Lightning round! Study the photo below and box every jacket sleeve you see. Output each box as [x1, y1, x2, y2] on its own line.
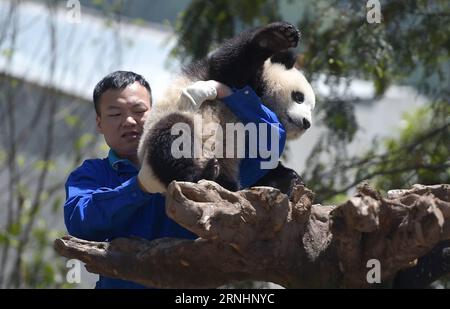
[64, 160, 153, 241]
[221, 86, 287, 188]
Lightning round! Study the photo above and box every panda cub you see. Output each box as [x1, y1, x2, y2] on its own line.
[137, 22, 315, 195]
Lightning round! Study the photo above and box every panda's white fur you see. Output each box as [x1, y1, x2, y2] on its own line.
[137, 58, 315, 193]
[260, 60, 315, 140]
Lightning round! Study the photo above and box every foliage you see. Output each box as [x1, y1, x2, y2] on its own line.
[374, 104, 449, 190]
[171, 0, 450, 203]
[170, 0, 281, 62]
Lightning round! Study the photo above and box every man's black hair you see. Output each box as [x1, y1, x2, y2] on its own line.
[93, 71, 152, 115]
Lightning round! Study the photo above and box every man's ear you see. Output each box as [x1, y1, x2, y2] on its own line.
[96, 114, 103, 134]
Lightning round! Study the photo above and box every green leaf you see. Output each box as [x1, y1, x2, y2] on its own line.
[10, 79, 18, 88]
[43, 264, 56, 285]
[97, 141, 109, 153]
[324, 193, 348, 205]
[75, 133, 94, 151]
[92, 0, 103, 6]
[33, 160, 56, 172]
[52, 196, 63, 214]
[1, 48, 14, 58]
[0, 232, 8, 245]
[16, 154, 25, 168]
[375, 66, 384, 79]
[132, 18, 146, 27]
[8, 222, 21, 236]
[64, 115, 80, 128]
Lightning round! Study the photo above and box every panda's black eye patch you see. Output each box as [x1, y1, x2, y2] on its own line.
[292, 91, 304, 104]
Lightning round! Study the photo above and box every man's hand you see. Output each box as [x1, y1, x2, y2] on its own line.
[181, 80, 232, 109]
[210, 80, 232, 99]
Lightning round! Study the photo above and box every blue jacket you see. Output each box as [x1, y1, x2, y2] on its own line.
[64, 86, 286, 288]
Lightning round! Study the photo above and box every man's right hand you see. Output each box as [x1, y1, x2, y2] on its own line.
[181, 80, 232, 109]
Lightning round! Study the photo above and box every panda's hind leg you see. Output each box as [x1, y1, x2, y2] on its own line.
[252, 161, 304, 199]
[144, 112, 219, 187]
[215, 173, 239, 192]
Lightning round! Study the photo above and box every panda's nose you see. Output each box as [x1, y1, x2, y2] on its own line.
[302, 118, 311, 130]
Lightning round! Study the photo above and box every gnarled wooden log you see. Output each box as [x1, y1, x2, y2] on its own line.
[54, 182, 450, 288]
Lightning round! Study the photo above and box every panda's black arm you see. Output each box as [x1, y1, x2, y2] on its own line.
[204, 22, 300, 89]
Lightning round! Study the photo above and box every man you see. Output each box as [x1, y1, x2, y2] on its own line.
[64, 71, 285, 288]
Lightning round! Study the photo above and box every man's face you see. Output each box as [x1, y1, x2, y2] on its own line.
[96, 82, 151, 159]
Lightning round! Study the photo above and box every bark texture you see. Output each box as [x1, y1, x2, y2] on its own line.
[54, 181, 450, 288]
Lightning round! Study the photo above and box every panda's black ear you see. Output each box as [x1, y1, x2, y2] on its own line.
[270, 50, 297, 70]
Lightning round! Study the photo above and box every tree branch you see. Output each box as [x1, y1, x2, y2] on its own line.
[54, 182, 450, 288]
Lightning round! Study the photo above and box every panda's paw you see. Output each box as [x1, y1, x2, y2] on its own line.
[254, 21, 300, 52]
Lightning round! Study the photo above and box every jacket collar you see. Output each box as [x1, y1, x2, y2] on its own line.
[108, 149, 138, 173]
